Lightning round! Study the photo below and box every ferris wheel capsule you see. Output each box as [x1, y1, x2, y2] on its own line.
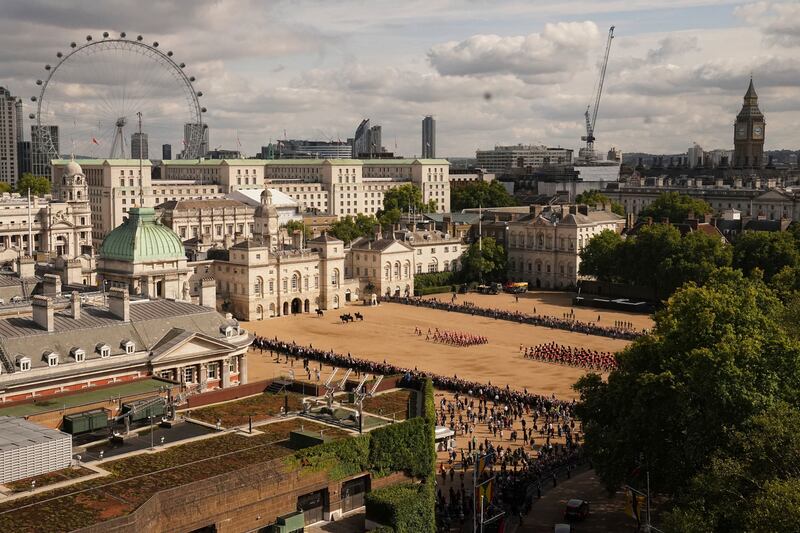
[120, 32, 126, 38]
[45, 65, 51, 70]
[137, 35, 143, 41]
[31, 96, 37, 102]
[28, 113, 35, 120]
[167, 51, 173, 57]
[103, 32, 109, 38]
[153, 42, 159, 47]
[70, 42, 76, 48]
[86, 35, 92, 41]
[36, 79, 42, 85]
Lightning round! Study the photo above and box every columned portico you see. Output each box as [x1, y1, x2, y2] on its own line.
[221, 358, 231, 388]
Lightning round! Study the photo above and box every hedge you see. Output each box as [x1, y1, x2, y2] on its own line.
[365, 482, 435, 533]
[285, 379, 436, 483]
[415, 285, 454, 296]
[414, 271, 457, 289]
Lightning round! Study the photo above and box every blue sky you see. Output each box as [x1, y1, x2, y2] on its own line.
[1, 0, 798, 158]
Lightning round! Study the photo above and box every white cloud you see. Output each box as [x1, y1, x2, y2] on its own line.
[427, 22, 600, 81]
[735, 1, 800, 47]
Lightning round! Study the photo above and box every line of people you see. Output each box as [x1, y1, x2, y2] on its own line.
[389, 295, 646, 340]
[523, 342, 618, 371]
[416, 327, 488, 347]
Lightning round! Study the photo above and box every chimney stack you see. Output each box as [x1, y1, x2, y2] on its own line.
[71, 291, 81, 320]
[17, 256, 35, 278]
[109, 287, 130, 322]
[42, 274, 61, 297]
[32, 296, 54, 332]
[200, 277, 216, 308]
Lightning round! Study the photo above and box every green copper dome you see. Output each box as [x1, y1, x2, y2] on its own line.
[99, 207, 185, 262]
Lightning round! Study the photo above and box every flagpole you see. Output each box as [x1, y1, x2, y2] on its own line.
[473, 450, 478, 533]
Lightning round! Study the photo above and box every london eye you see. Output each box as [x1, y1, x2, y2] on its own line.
[30, 32, 206, 173]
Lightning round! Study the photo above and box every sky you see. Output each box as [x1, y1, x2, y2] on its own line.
[1, 0, 799, 158]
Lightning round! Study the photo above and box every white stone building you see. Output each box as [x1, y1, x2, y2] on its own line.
[507, 205, 624, 289]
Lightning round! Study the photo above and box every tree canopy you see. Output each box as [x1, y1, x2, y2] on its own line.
[459, 237, 507, 283]
[381, 184, 436, 214]
[579, 224, 731, 298]
[328, 214, 380, 244]
[283, 220, 311, 242]
[732, 231, 800, 282]
[638, 191, 711, 223]
[450, 181, 516, 212]
[574, 190, 624, 216]
[0, 182, 11, 194]
[575, 270, 800, 531]
[16, 173, 51, 197]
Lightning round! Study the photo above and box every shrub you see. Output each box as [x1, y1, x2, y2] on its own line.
[414, 272, 456, 289]
[365, 482, 435, 533]
[415, 285, 452, 296]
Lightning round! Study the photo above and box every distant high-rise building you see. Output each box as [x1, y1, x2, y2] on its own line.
[131, 132, 149, 160]
[162, 143, 172, 160]
[687, 143, 704, 168]
[475, 144, 573, 173]
[17, 141, 31, 176]
[422, 115, 436, 158]
[367, 125, 382, 157]
[353, 119, 370, 158]
[733, 78, 765, 169]
[267, 139, 353, 159]
[31, 125, 59, 178]
[182, 123, 209, 159]
[0, 87, 23, 186]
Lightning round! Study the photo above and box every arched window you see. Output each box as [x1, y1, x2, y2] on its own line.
[254, 276, 264, 297]
[403, 261, 410, 278]
[428, 257, 438, 273]
[384, 263, 391, 280]
[394, 262, 401, 278]
[537, 234, 544, 247]
[444, 260, 450, 272]
[292, 273, 299, 291]
[331, 268, 340, 286]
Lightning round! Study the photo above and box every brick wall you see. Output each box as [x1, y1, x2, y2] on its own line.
[72, 457, 411, 533]
[185, 380, 272, 409]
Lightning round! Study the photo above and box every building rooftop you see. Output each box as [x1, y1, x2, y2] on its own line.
[99, 207, 185, 263]
[51, 159, 153, 167]
[0, 299, 241, 373]
[0, 416, 70, 453]
[158, 199, 249, 211]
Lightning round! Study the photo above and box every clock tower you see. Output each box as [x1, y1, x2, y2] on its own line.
[733, 78, 765, 169]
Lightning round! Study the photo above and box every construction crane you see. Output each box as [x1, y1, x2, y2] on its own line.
[580, 26, 615, 162]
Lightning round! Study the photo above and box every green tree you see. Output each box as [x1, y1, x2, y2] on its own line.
[459, 237, 507, 283]
[575, 269, 800, 500]
[283, 220, 311, 241]
[574, 190, 625, 216]
[638, 191, 711, 223]
[658, 230, 732, 296]
[450, 181, 516, 211]
[328, 214, 381, 244]
[16, 173, 51, 197]
[663, 403, 800, 532]
[377, 208, 402, 229]
[578, 229, 624, 281]
[733, 231, 800, 282]
[0, 182, 11, 194]
[381, 184, 435, 214]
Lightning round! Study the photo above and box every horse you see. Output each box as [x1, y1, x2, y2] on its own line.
[315, 309, 324, 317]
[354, 312, 364, 321]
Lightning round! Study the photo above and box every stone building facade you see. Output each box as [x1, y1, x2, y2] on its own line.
[507, 205, 624, 289]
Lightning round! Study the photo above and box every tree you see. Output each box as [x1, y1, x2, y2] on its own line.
[575, 269, 800, 499]
[657, 230, 732, 297]
[381, 184, 435, 214]
[0, 182, 11, 194]
[574, 190, 624, 216]
[459, 237, 507, 283]
[578, 229, 624, 281]
[663, 403, 800, 532]
[733, 231, 800, 282]
[450, 181, 516, 212]
[638, 191, 711, 223]
[328, 214, 381, 245]
[16, 173, 51, 197]
[283, 220, 311, 242]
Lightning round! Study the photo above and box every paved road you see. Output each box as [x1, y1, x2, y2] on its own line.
[77, 421, 217, 461]
[514, 470, 634, 533]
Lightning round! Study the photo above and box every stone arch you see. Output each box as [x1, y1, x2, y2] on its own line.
[256, 305, 264, 320]
[304, 299, 310, 313]
[269, 303, 276, 317]
[333, 295, 340, 309]
[282, 301, 289, 315]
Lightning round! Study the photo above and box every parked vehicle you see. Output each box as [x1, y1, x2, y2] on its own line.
[504, 281, 528, 294]
[564, 498, 590, 521]
[554, 524, 573, 533]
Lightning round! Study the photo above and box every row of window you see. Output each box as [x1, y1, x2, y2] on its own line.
[13, 342, 132, 372]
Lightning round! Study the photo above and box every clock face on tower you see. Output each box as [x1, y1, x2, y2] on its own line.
[736, 125, 747, 140]
[753, 125, 764, 139]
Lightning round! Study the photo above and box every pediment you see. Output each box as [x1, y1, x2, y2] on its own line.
[150, 329, 234, 363]
[755, 190, 791, 201]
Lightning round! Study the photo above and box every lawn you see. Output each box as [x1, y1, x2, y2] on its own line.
[361, 389, 415, 420]
[188, 392, 304, 428]
[0, 419, 348, 533]
[4, 467, 95, 493]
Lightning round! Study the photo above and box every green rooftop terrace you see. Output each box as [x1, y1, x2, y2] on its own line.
[0, 379, 168, 417]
